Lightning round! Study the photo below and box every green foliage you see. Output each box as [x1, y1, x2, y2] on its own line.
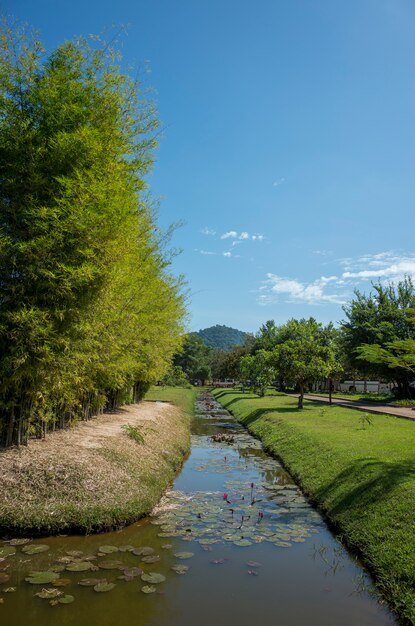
[195, 324, 252, 351]
[173, 334, 212, 384]
[210, 343, 251, 381]
[160, 365, 191, 388]
[121, 424, 145, 444]
[341, 278, 415, 396]
[0, 21, 185, 445]
[240, 350, 275, 396]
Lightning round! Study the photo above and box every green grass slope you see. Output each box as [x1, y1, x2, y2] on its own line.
[212, 388, 415, 624]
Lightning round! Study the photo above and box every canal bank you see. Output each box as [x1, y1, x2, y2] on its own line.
[212, 388, 415, 624]
[0, 397, 193, 536]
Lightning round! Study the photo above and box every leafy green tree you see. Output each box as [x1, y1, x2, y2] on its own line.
[0, 22, 185, 445]
[341, 278, 415, 397]
[174, 334, 212, 384]
[269, 319, 338, 408]
[240, 350, 275, 396]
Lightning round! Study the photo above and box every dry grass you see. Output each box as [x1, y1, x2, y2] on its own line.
[0, 402, 190, 536]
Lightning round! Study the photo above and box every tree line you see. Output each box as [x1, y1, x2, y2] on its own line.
[168, 277, 415, 408]
[0, 23, 185, 446]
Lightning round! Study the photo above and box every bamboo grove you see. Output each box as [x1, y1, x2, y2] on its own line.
[0, 23, 186, 446]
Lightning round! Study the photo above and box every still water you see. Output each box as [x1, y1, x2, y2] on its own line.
[0, 393, 396, 625]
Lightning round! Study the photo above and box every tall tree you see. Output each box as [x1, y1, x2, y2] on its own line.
[0, 22, 185, 445]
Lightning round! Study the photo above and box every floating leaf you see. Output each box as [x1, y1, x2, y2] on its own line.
[118, 545, 135, 552]
[141, 572, 166, 584]
[171, 564, 189, 575]
[161, 544, 172, 550]
[122, 567, 142, 578]
[66, 562, 93, 572]
[50, 565, 66, 573]
[173, 552, 194, 560]
[78, 578, 105, 587]
[66, 550, 83, 557]
[0, 546, 16, 557]
[233, 540, 252, 547]
[132, 547, 154, 557]
[8, 538, 30, 547]
[141, 555, 160, 564]
[25, 572, 60, 584]
[3, 587, 16, 593]
[98, 560, 123, 570]
[210, 559, 226, 565]
[58, 594, 75, 604]
[35, 588, 62, 599]
[52, 579, 72, 587]
[94, 582, 115, 593]
[141, 585, 157, 594]
[247, 570, 259, 576]
[98, 546, 118, 554]
[0, 572, 10, 583]
[246, 561, 262, 567]
[22, 544, 50, 555]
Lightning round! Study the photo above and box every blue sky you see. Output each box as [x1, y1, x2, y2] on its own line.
[5, 0, 415, 332]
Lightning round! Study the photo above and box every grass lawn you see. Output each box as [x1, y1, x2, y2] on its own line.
[212, 388, 415, 624]
[145, 386, 197, 415]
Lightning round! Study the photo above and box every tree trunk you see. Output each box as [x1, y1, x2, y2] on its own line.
[329, 378, 333, 405]
[298, 384, 304, 409]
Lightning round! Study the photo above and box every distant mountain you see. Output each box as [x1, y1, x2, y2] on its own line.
[195, 325, 251, 351]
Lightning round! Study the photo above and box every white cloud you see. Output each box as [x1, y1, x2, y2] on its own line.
[273, 177, 285, 187]
[259, 274, 346, 305]
[223, 251, 232, 257]
[200, 227, 216, 236]
[240, 231, 249, 240]
[252, 234, 264, 241]
[340, 252, 415, 282]
[199, 249, 217, 256]
[221, 231, 238, 239]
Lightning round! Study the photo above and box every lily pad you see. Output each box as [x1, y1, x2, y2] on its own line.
[78, 578, 106, 587]
[66, 550, 84, 557]
[22, 544, 50, 555]
[141, 555, 160, 564]
[141, 572, 166, 584]
[35, 588, 62, 599]
[8, 538, 30, 547]
[0, 546, 16, 557]
[171, 564, 189, 575]
[94, 582, 115, 593]
[98, 546, 119, 554]
[0, 572, 10, 583]
[118, 545, 135, 552]
[98, 560, 123, 570]
[173, 552, 194, 560]
[66, 562, 93, 572]
[122, 567, 142, 578]
[25, 571, 60, 585]
[52, 578, 72, 587]
[141, 585, 157, 594]
[132, 547, 154, 557]
[246, 561, 262, 567]
[161, 544, 172, 550]
[58, 594, 75, 604]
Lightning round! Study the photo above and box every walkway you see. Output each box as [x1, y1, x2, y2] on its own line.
[302, 394, 415, 421]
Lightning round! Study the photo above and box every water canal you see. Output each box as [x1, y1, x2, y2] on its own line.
[0, 393, 396, 625]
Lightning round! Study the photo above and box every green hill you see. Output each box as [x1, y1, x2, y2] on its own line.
[195, 325, 251, 351]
